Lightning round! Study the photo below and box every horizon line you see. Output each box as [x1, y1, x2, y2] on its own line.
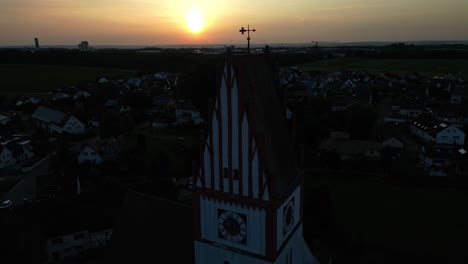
[1, 39, 468, 49]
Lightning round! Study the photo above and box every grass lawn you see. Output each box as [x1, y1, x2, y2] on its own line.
[304, 175, 468, 263]
[299, 58, 468, 79]
[0, 64, 136, 96]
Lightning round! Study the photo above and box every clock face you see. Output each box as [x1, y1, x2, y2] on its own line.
[218, 209, 247, 243]
[283, 197, 295, 235]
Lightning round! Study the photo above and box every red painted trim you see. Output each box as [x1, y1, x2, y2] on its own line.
[192, 192, 201, 240]
[200, 134, 205, 190]
[210, 113, 215, 191]
[265, 206, 277, 259]
[300, 179, 304, 223]
[259, 149, 264, 200]
[218, 74, 224, 192]
[194, 189, 270, 208]
[248, 126, 253, 198]
[227, 64, 233, 195]
[238, 112, 243, 196]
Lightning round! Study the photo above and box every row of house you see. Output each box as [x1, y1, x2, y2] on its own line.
[32, 106, 86, 135]
[0, 138, 34, 169]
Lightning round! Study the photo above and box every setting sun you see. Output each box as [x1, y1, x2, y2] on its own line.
[186, 9, 204, 33]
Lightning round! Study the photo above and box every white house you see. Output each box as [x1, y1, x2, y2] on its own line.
[419, 146, 453, 177]
[32, 106, 85, 135]
[0, 113, 11, 125]
[62, 115, 86, 135]
[16, 96, 40, 107]
[382, 137, 404, 149]
[89, 229, 112, 249]
[175, 103, 204, 125]
[411, 114, 465, 145]
[9, 140, 34, 162]
[382, 126, 404, 149]
[47, 231, 89, 263]
[77, 137, 121, 165]
[78, 144, 102, 165]
[127, 77, 142, 87]
[47, 229, 112, 263]
[73, 90, 91, 100]
[0, 146, 15, 168]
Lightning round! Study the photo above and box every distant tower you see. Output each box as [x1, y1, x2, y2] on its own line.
[34, 38, 40, 49]
[78, 41, 90, 51]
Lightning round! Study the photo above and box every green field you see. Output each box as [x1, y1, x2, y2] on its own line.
[0, 64, 136, 95]
[300, 58, 468, 78]
[304, 176, 468, 263]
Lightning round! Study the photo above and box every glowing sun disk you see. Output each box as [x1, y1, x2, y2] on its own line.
[186, 9, 204, 33]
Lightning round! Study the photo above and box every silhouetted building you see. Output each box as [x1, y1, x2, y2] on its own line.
[34, 38, 40, 49]
[78, 41, 90, 50]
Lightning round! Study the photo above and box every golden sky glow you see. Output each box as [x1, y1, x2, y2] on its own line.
[0, 0, 467, 45]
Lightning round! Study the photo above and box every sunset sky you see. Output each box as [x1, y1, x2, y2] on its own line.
[1, 0, 467, 46]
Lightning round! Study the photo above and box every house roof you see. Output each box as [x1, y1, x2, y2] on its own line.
[152, 96, 173, 106]
[412, 113, 462, 138]
[381, 124, 404, 142]
[176, 103, 197, 111]
[31, 106, 67, 125]
[109, 190, 193, 263]
[81, 136, 121, 155]
[319, 139, 382, 155]
[230, 55, 299, 201]
[0, 114, 10, 122]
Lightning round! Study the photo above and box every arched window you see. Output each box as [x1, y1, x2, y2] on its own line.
[233, 169, 239, 180]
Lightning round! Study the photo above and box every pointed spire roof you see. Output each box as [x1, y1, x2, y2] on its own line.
[230, 55, 299, 201]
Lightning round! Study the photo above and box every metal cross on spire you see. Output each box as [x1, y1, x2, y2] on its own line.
[239, 25, 256, 54]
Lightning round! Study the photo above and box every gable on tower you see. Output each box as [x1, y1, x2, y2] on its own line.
[195, 54, 300, 203]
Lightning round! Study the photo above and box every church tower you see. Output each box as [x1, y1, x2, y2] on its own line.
[193, 54, 318, 264]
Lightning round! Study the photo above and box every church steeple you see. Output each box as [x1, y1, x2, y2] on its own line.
[193, 54, 318, 264]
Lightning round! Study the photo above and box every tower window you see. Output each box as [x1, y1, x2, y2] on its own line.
[233, 169, 239, 180]
[223, 167, 229, 179]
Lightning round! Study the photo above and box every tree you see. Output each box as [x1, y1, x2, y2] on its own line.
[345, 103, 378, 140]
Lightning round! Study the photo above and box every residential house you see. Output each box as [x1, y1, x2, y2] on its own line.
[127, 78, 142, 88]
[32, 106, 86, 135]
[78, 144, 102, 165]
[0, 199, 117, 263]
[410, 114, 465, 145]
[52, 92, 70, 102]
[0, 113, 11, 125]
[104, 99, 119, 109]
[331, 96, 356, 112]
[452, 148, 468, 177]
[78, 137, 121, 165]
[73, 90, 91, 101]
[0, 145, 15, 168]
[435, 105, 466, 124]
[47, 231, 90, 262]
[6, 139, 34, 162]
[418, 145, 453, 176]
[150, 96, 175, 114]
[174, 103, 204, 125]
[381, 125, 405, 150]
[16, 96, 40, 107]
[318, 138, 382, 161]
[98, 77, 109, 84]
